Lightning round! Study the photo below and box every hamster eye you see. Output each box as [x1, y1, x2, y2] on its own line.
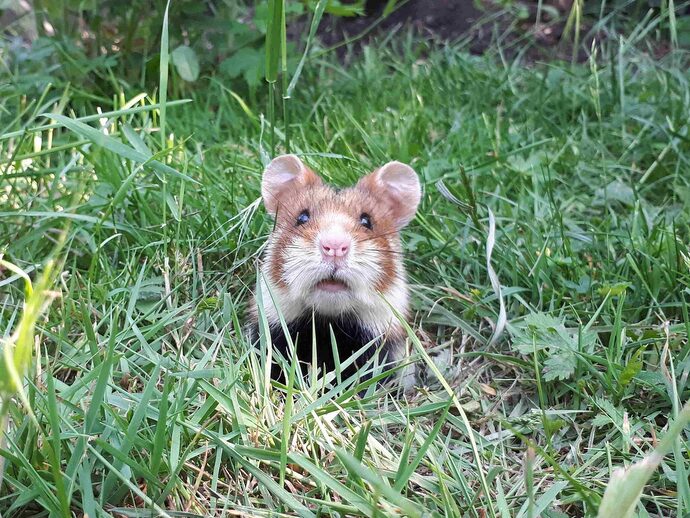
[296, 209, 310, 226]
[359, 213, 373, 230]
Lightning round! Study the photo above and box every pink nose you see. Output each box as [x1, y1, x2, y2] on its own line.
[320, 234, 351, 261]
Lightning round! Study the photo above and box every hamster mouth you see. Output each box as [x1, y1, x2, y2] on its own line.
[315, 276, 349, 293]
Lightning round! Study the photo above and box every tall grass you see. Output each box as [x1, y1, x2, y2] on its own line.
[0, 4, 689, 517]
[265, 0, 284, 155]
[0, 258, 60, 505]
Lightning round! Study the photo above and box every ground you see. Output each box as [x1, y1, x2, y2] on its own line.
[317, 0, 600, 62]
[0, 4, 689, 518]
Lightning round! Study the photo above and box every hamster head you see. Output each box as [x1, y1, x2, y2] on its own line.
[259, 154, 421, 326]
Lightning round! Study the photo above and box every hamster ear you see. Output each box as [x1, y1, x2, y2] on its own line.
[261, 154, 321, 215]
[358, 161, 421, 228]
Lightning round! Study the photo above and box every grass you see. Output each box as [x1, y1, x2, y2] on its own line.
[1, 8, 690, 517]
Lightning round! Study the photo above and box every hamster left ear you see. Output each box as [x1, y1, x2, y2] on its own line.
[359, 161, 421, 228]
[261, 154, 321, 216]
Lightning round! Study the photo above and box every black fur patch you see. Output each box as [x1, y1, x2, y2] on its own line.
[250, 312, 391, 382]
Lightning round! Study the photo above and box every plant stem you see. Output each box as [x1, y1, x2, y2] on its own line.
[0, 397, 11, 489]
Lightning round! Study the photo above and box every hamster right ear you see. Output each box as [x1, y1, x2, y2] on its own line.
[261, 154, 321, 215]
[358, 161, 421, 228]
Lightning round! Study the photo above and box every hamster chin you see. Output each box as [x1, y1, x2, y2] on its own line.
[304, 276, 356, 316]
[306, 290, 354, 316]
[303, 270, 380, 317]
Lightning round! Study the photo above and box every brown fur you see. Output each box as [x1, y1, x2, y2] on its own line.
[268, 179, 402, 295]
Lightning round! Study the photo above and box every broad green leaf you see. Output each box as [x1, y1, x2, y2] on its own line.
[543, 352, 577, 382]
[510, 312, 596, 381]
[220, 47, 264, 87]
[619, 348, 644, 388]
[171, 45, 200, 82]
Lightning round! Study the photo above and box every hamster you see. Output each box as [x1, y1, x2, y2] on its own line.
[248, 154, 421, 388]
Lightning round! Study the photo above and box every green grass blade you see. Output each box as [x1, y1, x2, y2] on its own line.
[0, 100, 190, 142]
[393, 401, 451, 491]
[159, 0, 171, 150]
[280, 351, 297, 487]
[265, 0, 284, 85]
[286, 0, 327, 97]
[42, 113, 198, 183]
[335, 449, 424, 518]
[45, 371, 70, 517]
[597, 401, 690, 518]
[100, 361, 162, 501]
[289, 453, 378, 515]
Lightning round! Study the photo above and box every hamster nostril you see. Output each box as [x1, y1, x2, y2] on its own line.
[320, 235, 351, 259]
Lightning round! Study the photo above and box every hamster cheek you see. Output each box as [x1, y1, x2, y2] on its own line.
[372, 236, 398, 293]
[348, 241, 384, 289]
[281, 234, 327, 294]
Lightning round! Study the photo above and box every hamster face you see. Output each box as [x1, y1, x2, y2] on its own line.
[258, 155, 421, 332]
[268, 183, 402, 316]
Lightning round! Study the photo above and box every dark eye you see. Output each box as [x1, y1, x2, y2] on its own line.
[359, 213, 372, 230]
[296, 209, 310, 226]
